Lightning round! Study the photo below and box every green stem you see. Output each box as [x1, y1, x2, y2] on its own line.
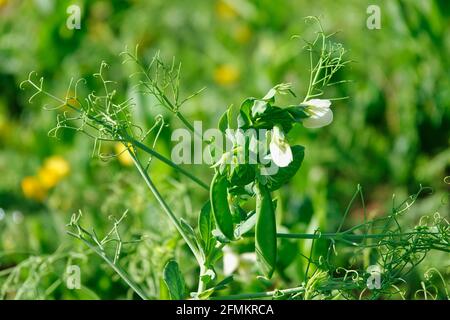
[78, 236, 149, 300]
[143, 79, 200, 137]
[174, 111, 195, 133]
[244, 231, 438, 241]
[212, 286, 305, 300]
[131, 154, 201, 261]
[128, 137, 208, 190]
[197, 266, 207, 295]
[132, 154, 209, 296]
[303, 23, 326, 102]
[27, 81, 208, 190]
[62, 102, 208, 190]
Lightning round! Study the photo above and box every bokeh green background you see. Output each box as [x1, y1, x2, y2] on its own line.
[0, 0, 449, 299]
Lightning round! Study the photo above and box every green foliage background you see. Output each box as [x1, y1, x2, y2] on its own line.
[0, 0, 448, 299]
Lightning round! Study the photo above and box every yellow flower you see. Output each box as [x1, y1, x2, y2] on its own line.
[43, 156, 70, 179]
[214, 64, 240, 86]
[234, 24, 252, 44]
[0, 0, 8, 9]
[35, 156, 70, 189]
[215, 0, 237, 20]
[21, 176, 47, 201]
[115, 142, 134, 166]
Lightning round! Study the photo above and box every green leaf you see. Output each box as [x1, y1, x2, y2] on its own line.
[228, 164, 256, 186]
[210, 173, 234, 240]
[198, 201, 215, 254]
[237, 98, 254, 128]
[267, 145, 305, 191]
[159, 277, 170, 300]
[163, 260, 186, 300]
[227, 104, 238, 130]
[255, 183, 277, 279]
[253, 106, 294, 132]
[218, 110, 228, 133]
[286, 106, 309, 121]
[251, 105, 308, 133]
[200, 268, 216, 285]
[179, 218, 201, 255]
[196, 275, 234, 299]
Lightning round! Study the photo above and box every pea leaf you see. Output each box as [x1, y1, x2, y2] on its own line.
[255, 183, 277, 278]
[218, 110, 228, 133]
[179, 218, 201, 256]
[227, 104, 238, 130]
[237, 98, 254, 128]
[286, 106, 309, 121]
[210, 173, 234, 240]
[198, 201, 215, 254]
[163, 260, 185, 300]
[267, 145, 305, 191]
[252, 106, 309, 133]
[228, 164, 256, 186]
[196, 275, 234, 299]
[253, 106, 294, 132]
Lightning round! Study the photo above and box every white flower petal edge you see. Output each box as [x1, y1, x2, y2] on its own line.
[269, 125, 293, 168]
[302, 99, 333, 128]
[223, 246, 239, 276]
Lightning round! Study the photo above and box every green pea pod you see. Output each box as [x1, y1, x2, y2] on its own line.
[255, 182, 277, 278]
[210, 172, 234, 240]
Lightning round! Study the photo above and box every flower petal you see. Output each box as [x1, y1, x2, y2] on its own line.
[269, 125, 293, 167]
[223, 246, 239, 276]
[303, 107, 333, 128]
[269, 141, 293, 167]
[306, 99, 331, 109]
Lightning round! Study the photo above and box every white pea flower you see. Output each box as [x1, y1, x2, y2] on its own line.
[269, 125, 293, 168]
[302, 99, 333, 128]
[223, 246, 240, 276]
[223, 246, 257, 276]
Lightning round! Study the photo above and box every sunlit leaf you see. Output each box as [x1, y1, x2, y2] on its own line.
[163, 260, 185, 300]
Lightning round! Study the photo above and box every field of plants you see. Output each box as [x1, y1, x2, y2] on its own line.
[0, 0, 449, 300]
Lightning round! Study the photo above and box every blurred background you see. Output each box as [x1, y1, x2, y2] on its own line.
[0, 0, 449, 299]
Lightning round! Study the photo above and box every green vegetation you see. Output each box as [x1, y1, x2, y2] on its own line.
[0, 0, 448, 300]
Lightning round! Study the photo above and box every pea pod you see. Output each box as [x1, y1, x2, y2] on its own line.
[255, 182, 277, 278]
[210, 172, 234, 240]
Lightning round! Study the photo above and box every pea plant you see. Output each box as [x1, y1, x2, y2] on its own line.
[21, 18, 449, 300]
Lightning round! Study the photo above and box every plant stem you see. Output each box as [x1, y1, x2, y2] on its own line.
[197, 266, 207, 295]
[78, 236, 149, 300]
[304, 28, 325, 102]
[132, 154, 209, 296]
[174, 111, 195, 133]
[276, 231, 437, 240]
[212, 286, 305, 300]
[244, 231, 438, 241]
[131, 154, 201, 261]
[128, 137, 209, 190]
[62, 101, 208, 190]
